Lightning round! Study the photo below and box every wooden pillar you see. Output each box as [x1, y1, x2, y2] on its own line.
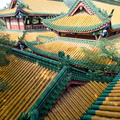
[75, 33, 77, 38]
[6, 18, 11, 29]
[17, 19, 20, 30]
[19, 18, 25, 30]
[14, 18, 19, 30]
[31, 17, 34, 29]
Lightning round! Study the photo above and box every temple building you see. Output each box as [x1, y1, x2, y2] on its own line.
[0, 0, 120, 120]
[42, 0, 120, 40]
[0, 0, 69, 30]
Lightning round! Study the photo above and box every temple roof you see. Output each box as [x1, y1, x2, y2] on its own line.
[44, 81, 109, 119]
[0, 54, 58, 120]
[44, 73, 120, 120]
[82, 73, 120, 120]
[0, 30, 57, 43]
[0, 0, 69, 17]
[42, 0, 120, 32]
[23, 36, 120, 72]
[0, 8, 16, 16]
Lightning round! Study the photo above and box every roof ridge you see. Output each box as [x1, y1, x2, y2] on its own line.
[68, 0, 109, 20]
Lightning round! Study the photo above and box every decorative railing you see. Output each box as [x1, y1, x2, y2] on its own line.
[33, 24, 47, 29]
[25, 24, 47, 30]
[71, 67, 114, 83]
[12, 48, 60, 72]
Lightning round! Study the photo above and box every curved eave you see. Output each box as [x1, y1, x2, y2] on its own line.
[0, 8, 17, 17]
[0, 8, 21, 17]
[43, 21, 111, 33]
[0, 13, 16, 17]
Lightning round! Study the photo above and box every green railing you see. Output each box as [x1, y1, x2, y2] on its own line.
[24, 41, 59, 59]
[12, 48, 60, 72]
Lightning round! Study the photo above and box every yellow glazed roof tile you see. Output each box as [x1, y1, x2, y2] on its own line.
[24, 31, 57, 42]
[51, 13, 102, 27]
[0, 8, 16, 15]
[0, 31, 23, 42]
[22, 0, 69, 14]
[33, 39, 117, 65]
[0, 0, 69, 16]
[44, 81, 108, 119]
[0, 55, 58, 120]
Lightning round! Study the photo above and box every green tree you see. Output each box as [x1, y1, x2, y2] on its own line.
[0, 40, 12, 92]
[0, 19, 5, 29]
[80, 38, 120, 74]
[98, 38, 120, 66]
[0, 45, 11, 66]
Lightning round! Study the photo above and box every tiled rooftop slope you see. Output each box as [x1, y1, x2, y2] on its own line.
[0, 30, 23, 42]
[0, 55, 58, 120]
[43, 0, 120, 32]
[0, 30, 57, 43]
[81, 73, 120, 120]
[24, 35, 120, 72]
[44, 81, 108, 120]
[0, 0, 69, 16]
[32, 39, 116, 65]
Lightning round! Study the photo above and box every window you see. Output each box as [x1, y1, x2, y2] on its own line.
[33, 19, 40, 25]
[25, 18, 31, 25]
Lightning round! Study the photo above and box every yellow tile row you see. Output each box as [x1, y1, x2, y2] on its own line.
[22, 0, 69, 14]
[52, 14, 102, 27]
[0, 55, 58, 120]
[93, 0, 120, 25]
[0, 31, 22, 42]
[44, 81, 108, 120]
[34, 40, 116, 65]
[23, 31, 57, 42]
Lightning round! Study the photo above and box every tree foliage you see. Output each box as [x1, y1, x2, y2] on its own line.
[98, 38, 120, 66]
[0, 19, 5, 29]
[0, 45, 11, 66]
[0, 39, 12, 92]
[0, 78, 11, 92]
[80, 39, 120, 74]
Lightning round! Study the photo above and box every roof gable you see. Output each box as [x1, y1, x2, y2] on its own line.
[69, 1, 93, 16]
[68, 0, 109, 19]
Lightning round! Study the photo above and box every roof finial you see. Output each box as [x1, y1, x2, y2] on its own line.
[109, 9, 115, 18]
